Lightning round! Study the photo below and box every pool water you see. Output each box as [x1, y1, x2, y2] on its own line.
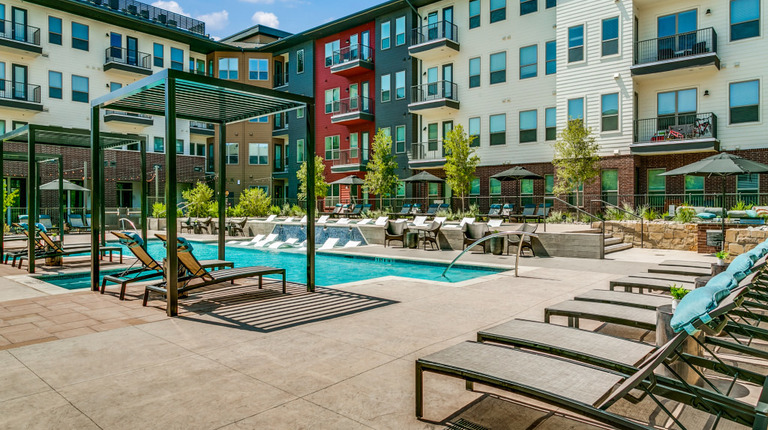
[41, 240, 504, 289]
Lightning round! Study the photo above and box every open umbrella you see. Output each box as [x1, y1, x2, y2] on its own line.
[328, 175, 365, 186]
[402, 171, 444, 209]
[39, 179, 90, 191]
[491, 166, 543, 208]
[661, 153, 768, 250]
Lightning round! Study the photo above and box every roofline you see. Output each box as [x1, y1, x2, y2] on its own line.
[222, 24, 294, 43]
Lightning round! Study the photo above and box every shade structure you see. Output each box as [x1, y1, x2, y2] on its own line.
[661, 153, 768, 250]
[402, 171, 445, 183]
[329, 175, 365, 185]
[39, 179, 90, 192]
[491, 166, 544, 207]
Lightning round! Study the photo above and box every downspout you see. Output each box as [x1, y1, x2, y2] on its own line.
[404, 0, 422, 21]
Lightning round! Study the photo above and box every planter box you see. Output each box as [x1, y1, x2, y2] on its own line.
[147, 217, 166, 230]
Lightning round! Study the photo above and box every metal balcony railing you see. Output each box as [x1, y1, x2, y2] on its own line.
[634, 27, 717, 65]
[409, 142, 445, 161]
[411, 20, 458, 45]
[329, 44, 374, 67]
[105, 46, 152, 70]
[0, 81, 41, 104]
[337, 96, 372, 115]
[105, 109, 152, 119]
[189, 121, 214, 130]
[411, 81, 458, 104]
[634, 112, 717, 143]
[329, 148, 369, 167]
[274, 113, 288, 130]
[75, 0, 206, 35]
[0, 20, 41, 45]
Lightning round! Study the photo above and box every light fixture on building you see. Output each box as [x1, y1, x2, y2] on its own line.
[704, 90, 710, 96]
[705, 9, 711, 15]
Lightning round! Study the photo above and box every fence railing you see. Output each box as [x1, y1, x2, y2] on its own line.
[330, 44, 374, 67]
[189, 121, 214, 130]
[0, 81, 41, 104]
[105, 109, 152, 119]
[411, 20, 459, 45]
[409, 141, 444, 161]
[635, 27, 717, 65]
[634, 112, 717, 143]
[0, 20, 41, 45]
[105, 46, 152, 70]
[411, 81, 458, 104]
[336, 96, 373, 116]
[75, 0, 206, 35]
[329, 148, 368, 167]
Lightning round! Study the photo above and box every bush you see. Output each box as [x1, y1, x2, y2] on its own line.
[226, 205, 245, 217]
[546, 210, 564, 224]
[290, 205, 305, 217]
[269, 205, 281, 215]
[235, 187, 271, 217]
[673, 208, 696, 223]
[182, 182, 214, 217]
[152, 202, 167, 218]
[730, 200, 753, 211]
[207, 201, 219, 218]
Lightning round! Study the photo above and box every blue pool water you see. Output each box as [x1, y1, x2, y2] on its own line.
[41, 240, 504, 289]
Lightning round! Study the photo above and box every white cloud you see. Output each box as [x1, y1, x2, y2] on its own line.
[198, 10, 229, 32]
[251, 11, 279, 27]
[150, 1, 189, 16]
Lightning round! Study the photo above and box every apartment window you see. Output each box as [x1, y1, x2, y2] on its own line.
[545, 175, 554, 195]
[490, 0, 506, 23]
[731, 0, 760, 41]
[176, 139, 184, 155]
[601, 18, 619, 57]
[490, 178, 502, 195]
[545, 40, 556, 75]
[469, 0, 481, 28]
[428, 183, 439, 196]
[568, 25, 584, 62]
[71, 75, 88, 103]
[470, 178, 480, 195]
[49, 71, 62, 99]
[395, 16, 406, 46]
[521, 0, 537, 15]
[153, 43, 164, 67]
[297, 49, 305, 74]
[249, 116, 268, 123]
[738, 173, 759, 204]
[249, 143, 269, 165]
[249, 58, 268, 80]
[12, 121, 27, 130]
[546, 0, 556, 8]
[519, 110, 537, 143]
[648, 169, 666, 194]
[195, 143, 205, 156]
[349, 133, 359, 158]
[519, 45, 537, 79]
[324, 40, 340, 66]
[296, 139, 305, 163]
[325, 136, 340, 160]
[110, 82, 122, 92]
[154, 137, 164, 153]
[568, 98, 584, 120]
[601, 170, 618, 205]
[469, 58, 481, 88]
[685, 175, 704, 204]
[71, 22, 89, 51]
[218, 58, 238, 80]
[48, 16, 62, 45]
[427, 123, 439, 151]
[381, 74, 391, 102]
[296, 107, 305, 119]
[730, 80, 760, 124]
[489, 52, 506, 84]
[0, 120, 4, 135]
[325, 88, 340, 113]
[395, 71, 406, 100]
[545, 107, 556, 140]
[395, 125, 406, 153]
[381, 21, 391, 50]
[170, 48, 183, 70]
[601, 93, 619, 131]
[226, 143, 239, 164]
[489, 114, 506, 145]
[468, 117, 480, 147]
[521, 179, 534, 204]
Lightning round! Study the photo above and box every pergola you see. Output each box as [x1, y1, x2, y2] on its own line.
[90, 69, 316, 316]
[0, 125, 144, 273]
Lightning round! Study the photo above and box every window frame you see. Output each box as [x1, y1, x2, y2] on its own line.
[296, 139, 305, 163]
[226, 142, 239, 165]
[324, 135, 340, 160]
[568, 97, 584, 121]
[490, 0, 506, 23]
[71, 75, 89, 103]
[469, 0, 481, 29]
[248, 58, 269, 81]
[489, 113, 506, 146]
[601, 93, 620, 132]
[218, 58, 239, 80]
[153, 43, 164, 68]
[519, 44, 537, 79]
[568, 25, 584, 63]
[395, 16, 406, 46]
[545, 107, 556, 140]
[324, 40, 340, 67]
[170, 47, 184, 71]
[545, 40, 556, 75]
[729, 79, 760, 124]
[71, 22, 89, 51]
[381, 21, 391, 50]
[395, 70, 406, 100]
[468, 117, 481, 147]
[395, 125, 406, 153]
[324, 88, 340, 114]
[520, 0, 537, 16]
[154, 137, 164, 153]
[519, 110, 537, 143]
[381, 74, 391, 102]
[48, 71, 62, 99]
[48, 16, 62, 45]
[296, 49, 305, 74]
[730, 0, 760, 41]
[647, 169, 666, 194]
[469, 57, 481, 88]
[601, 17, 619, 57]
[489, 51, 506, 84]
[248, 143, 269, 165]
[489, 178, 502, 195]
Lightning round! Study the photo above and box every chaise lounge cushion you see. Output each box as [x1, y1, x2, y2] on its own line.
[725, 254, 754, 281]
[119, 231, 144, 246]
[671, 273, 735, 334]
[696, 212, 716, 220]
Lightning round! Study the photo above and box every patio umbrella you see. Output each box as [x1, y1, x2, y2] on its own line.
[329, 175, 365, 205]
[402, 171, 444, 209]
[491, 166, 543, 208]
[661, 153, 768, 250]
[39, 179, 90, 217]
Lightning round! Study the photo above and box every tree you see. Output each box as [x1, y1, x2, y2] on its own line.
[443, 124, 480, 210]
[3, 180, 19, 215]
[181, 182, 214, 217]
[551, 119, 600, 207]
[235, 187, 271, 216]
[364, 129, 399, 209]
[297, 155, 329, 202]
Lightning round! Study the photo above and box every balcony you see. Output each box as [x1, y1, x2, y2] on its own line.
[0, 82, 42, 111]
[104, 47, 153, 75]
[104, 110, 153, 126]
[408, 142, 445, 169]
[189, 121, 215, 136]
[330, 149, 369, 173]
[273, 114, 289, 137]
[409, 21, 459, 62]
[274, 73, 289, 89]
[0, 21, 42, 54]
[329, 45, 374, 77]
[331, 97, 374, 125]
[73, 0, 206, 35]
[630, 112, 718, 155]
[408, 81, 459, 114]
[632, 28, 719, 77]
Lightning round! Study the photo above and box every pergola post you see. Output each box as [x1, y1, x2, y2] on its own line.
[27, 127, 36, 273]
[0, 143, 4, 258]
[165, 77, 179, 316]
[140, 137, 148, 248]
[90, 108, 101, 290]
[99, 147, 106, 246]
[58, 157, 64, 245]
[305, 103, 315, 292]
[217, 122, 226, 260]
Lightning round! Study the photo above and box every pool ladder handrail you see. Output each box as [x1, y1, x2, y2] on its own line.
[118, 218, 140, 234]
[442, 231, 539, 278]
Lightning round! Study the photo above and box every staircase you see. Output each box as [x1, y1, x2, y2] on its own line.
[604, 233, 633, 255]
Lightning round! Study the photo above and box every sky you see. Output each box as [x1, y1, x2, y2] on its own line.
[150, 0, 385, 40]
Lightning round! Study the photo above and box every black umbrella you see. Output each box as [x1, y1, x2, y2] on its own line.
[329, 175, 365, 185]
[491, 166, 543, 208]
[402, 171, 444, 209]
[661, 153, 768, 250]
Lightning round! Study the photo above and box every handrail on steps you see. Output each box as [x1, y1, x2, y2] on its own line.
[592, 199, 643, 249]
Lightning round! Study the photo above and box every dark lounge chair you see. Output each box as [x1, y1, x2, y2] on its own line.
[68, 214, 91, 233]
[4, 223, 45, 266]
[229, 217, 248, 236]
[424, 203, 440, 216]
[390, 204, 412, 217]
[527, 202, 552, 222]
[384, 221, 408, 247]
[420, 220, 442, 250]
[463, 222, 490, 253]
[18, 230, 122, 269]
[347, 205, 363, 218]
[483, 203, 502, 219]
[507, 223, 537, 256]
[510, 204, 537, 222]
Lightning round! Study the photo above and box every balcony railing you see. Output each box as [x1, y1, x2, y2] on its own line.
[329, 44, 374, 67]
[0, 81, 41, 104]
[105, 46, 152, 70]
[74, 0, 206, 35]
[409, 142, 445, 161]
[634, 112, 717, 143]
[411, 21, 458, 46]
[105, 110, 152, 119]
[338, 96, 372, 115]
[411, 81, 458, 104]
[634, 27, 717, 65]
[274, 113, 288, 131]
[0, 20, 41, 46]
[274, 73, 289, 88]
[190, 121, 214, 130]
[330, 148, 369, 168]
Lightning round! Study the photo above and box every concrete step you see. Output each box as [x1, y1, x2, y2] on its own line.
[604, 237, 623, 247]
[605, 242, 634, 254]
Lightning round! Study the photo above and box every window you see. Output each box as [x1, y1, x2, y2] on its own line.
[521, 179, 534, 204]
[12, 121, 27, 130]
[110, 82, 122, 92]
[395, 125, 406, 153]
[730, 80, 759, 124]
[218, 58, 238, 80]
[428, 183, 439, 196]
[685, 175, 705, 205]
[490, 0, 506, 23]
[153, 43, 164, 67]
[176, 139, 184, 155]
[489, 52, 506, 84]
[469, 0, 481, 28]
[545, 175, 554, 195]
[489, 114, 506, 145]
[648, 169, 666, 194]
[546, 0, 556, 8]
[601, 170, 618, 205]
[490, 178, 502, 195]
[248, 58, 268, 80]
[71, 75, 88, 103]
[568, 25, 584, 62]
[381, 21, 391, 50]
[395, 71, 406, 99]
[545, 107, 556, 140]
[738, 173, 759, 204]
[154, 137, 164, 153]
[657, 89, 697, 131]
[296, 139, 305, 163]
[226, 143, 239, 164]
[324, 88, 340, 113]
[395, 16, 406, 46]
[249, 116, 268, 123]
[469, 57, 480, 88]
[427, 123, 439, 151]
[324, 40, 340, 67]
[381, 74, 391, 102]
[350, 133, 359, 158]
[568, 98, 583, 120]
[731, 0, 760, 41]
[71, 22, 88, 51]
[195, 143, 205, 156]
[297, 107, 305, 119]
[325, 136, 340, 160]
[519, 45, 537, 79]
[521, 0, 537, 15]
[297, 49, 305, 74]
[0, 120, 5, 135]
[470, 178, 480, 195]
[469, 117, 480, 147]
[601, 93, 619, 131]
[519, 110, 537, 143]
[397, 181, 406, 197]
[170, 48, 183, 71]
[49, 16, 62, 45]
[602, 17, 619, 56]
[249, 143, 269, 165]
[49, 71, 62, 99]
[545, 40, 556, 75]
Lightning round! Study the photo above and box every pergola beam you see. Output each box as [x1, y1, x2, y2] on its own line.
[165, 77, 179, 316]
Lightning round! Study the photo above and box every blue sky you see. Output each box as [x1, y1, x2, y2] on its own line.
[151, 0, 384, 40]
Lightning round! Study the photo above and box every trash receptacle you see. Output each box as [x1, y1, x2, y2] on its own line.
[706, 230, 723, 247]
[405, 232, 419, 249]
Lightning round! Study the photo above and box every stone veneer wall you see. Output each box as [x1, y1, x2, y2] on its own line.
[724, 229, 768, 256]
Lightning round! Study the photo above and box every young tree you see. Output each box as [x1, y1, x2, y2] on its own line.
[443, 124, 480, 210]
[235, 187, 271, 216]
[297, 155, 329, 202]
[364, 129, 399, 209]
[181, 182, 214, 217]
[551, 119, 600, 207]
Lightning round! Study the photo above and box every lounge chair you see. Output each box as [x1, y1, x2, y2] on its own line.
[261, 214, 277, 223]
[317, 215, 330, 224]
[180, 217, 195, 234]
[384, 221, 408, 247]
[433, 216, 446, 225]
[463, 222, 490, 253]
[487, 218, 503, 228]
[410, 203, 423, 215]
[336, 218, 350, 225]
[319, 237, 339, 250]
[527, 203, 552, 222]
[268, 238, 299, 249]
[332, 204, 350, 218]
[507, 223, 537, 256]
[4, 224, 45, 266]
[483, 204, 502, 219]
[442, 217, 474, 229]
[283, 217, 294, 223]
[230, 234, 264, 246]
[420, 221, 442, 250]
[390, 204, 412, 217]
[411, 216, 428, 226]
[347, 205, 363, 218]
[143, 236, 286, 307]
[38, 215, 57, 232]
[647, 264, 711, 277]
[510, 204, 538, 222]
[500, 203, 515, 219]
[343, 240, 361, 248]
[357, 218, 372, 225]
[424, 204, 440, 216]
[18, 230, 123, 269]
[609, 276, 695, 294]
[299, 216, 308, 223]
[374, 216, 389, 226]
[253, 234, 278, 247]
[321, 204, 343, 217]
[68, 214, 90, 233]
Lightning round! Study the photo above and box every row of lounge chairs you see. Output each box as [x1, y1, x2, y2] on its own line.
[17, 214, 91, 233]
[323, 203, 372, 218]
[3, 223, 121, 269]
[482, 202, 552, 222]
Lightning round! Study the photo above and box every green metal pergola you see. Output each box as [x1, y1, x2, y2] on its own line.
[90, 69, 315, 317]
[0, 125, 145, 273]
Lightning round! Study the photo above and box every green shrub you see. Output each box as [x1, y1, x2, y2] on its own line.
[670, 284, 690, 300]
[290, 205, 305, 217]
[152, 202, 167, 218]
[235, 187, 271, 217]
[730, 200, 753, 211]
[604, 206, 625, 221]
[182, 182, 214, 217]
[673, 208, 696, 223]
[207, 201, 219, 218]
[546, 210, 564, 224]
[269, 205, 281, 215]
[227, 205, 245, 217]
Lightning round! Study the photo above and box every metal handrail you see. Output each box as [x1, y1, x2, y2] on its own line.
[75, 0, 206, 35]
[331, 44, 374, 66]
[544, 196, 604, 236]
[634, 27, 717, 65]
[412, 20, 459, 45]
[0, 81, 41, 103]
[443, 231, 539, 278]
[0, 20, 41, 45]
[411, 81, 458, 104]
[592, 199, 643, 249]
[105, 46, 152, 69]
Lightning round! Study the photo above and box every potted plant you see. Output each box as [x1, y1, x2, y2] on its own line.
[670, 284, 690, 311]
[716, 251, 729, 266]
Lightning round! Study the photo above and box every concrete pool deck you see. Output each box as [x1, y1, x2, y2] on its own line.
[0, 234, 718, 429]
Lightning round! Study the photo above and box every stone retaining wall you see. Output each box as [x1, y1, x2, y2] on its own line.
[597, 221, 698, 251]
[725, 228, 768, 256]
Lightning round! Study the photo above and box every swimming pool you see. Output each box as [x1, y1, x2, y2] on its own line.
[40, 240, 506, 289]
